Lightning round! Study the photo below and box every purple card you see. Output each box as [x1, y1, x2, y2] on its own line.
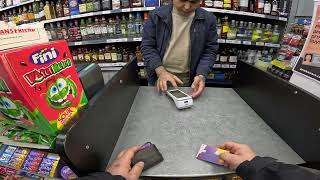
[196, 144, 228, 165]
[140, 142, 153, 150]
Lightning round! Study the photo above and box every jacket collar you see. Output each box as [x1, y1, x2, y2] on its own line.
[155, 4, 205, 24]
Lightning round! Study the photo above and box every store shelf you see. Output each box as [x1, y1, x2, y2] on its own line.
[0, 0, 34, 12]
[42, 7, 156, 24]
[206, 79, 233, 85]
[213, 63, 237, 69]
[218, 39, 281, 48]
[98, 62, 127, 67]
[68, 37, 142, 46]
[203, 8, 288, 21]
[0, 136, 50, 149]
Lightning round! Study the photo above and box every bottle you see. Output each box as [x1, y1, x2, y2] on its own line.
[144, 12, 148, 22]
[100, 16, 108, 38]
[72, 50, 79, 62]
[45, 24, 52, 40]
[104, 46, 112, 62]
[98, 48, 105, 61]
[279, 0, 287, 17]
[50, 1, 57, 19]
[264, 0, 271, 14]
[112, 0, 120, 9]
[94, 17, 102, 39]
[86, 0, 94, 12]
[69, 0, 80, 15]
[221, 16, 229, 39]
[262, 24, 272, 42]
[68, 21, 74, 40]
[78, 48, 84, 61]
[122, 49, 129, 62]
[117, 48, 123, 62]
[93, 0, 101, 11]
[63, 0, 70, 16]
[247, 50, 255, 64]
[86, 17, 95, 39]
[120, 15, 127, 38]
[131, 0, 142, 7]
[227, 20, 237, 40]
[213, 0, 224, 8]
[270, 0, 278, 16]
[232, 0, 239, 10]
[80, 18, 88, 40]
[255, 0, 264, 14]
[107, 17, 115, 38]
[84, 48, 92, 62]
[252, 23, 262, 42]
[223, 0, 231, 9]
[44, 1, 53, 20]
[39, 1, 45, 20]
[74, 20, 82, 41]
[271, 24, 280, 43]
[134, 13, 143, 36]
[121, 0, 130, 8]
[92, 49, 98, 62]
[49, 23, 57, 40]
[114, 15, 122, 38]
[216, 18, 222, 38]
[62, 21, 69, 40]
[239, 0, 249, 11]
[56, 22, 64, 40]
[237, 21, 245, 40]
[245, 22, 253, 40]
[22, 5, 29, 23]
[102, 0, 111, 10]
[27, 4, 35, 22]
[127, 13, 135, 37]
[254, 50, 262, 63]
[220, 48, 228, 64]
[111, 46, 118, 62]
[229, 48, 238, 65]
[249, 0, 255, 12]
[56, 0, 64, 17]
[135, 46, 143, 61]
[32, 2, 40, 21]
[79, 0, 87, 13]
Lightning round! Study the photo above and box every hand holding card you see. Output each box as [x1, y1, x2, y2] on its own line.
[196, 144, 229, 165]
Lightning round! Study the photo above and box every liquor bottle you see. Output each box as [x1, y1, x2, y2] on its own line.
[135, 46, 143, 61]
[80, 18, 88, 40]
[115, 15, 122, 38]
[220, 47, 228, 64]
[229, 48, 238, 65]
[56, 0, 64, 17]
[249, 0, 255, 12]
[227, 20, 237, 40]
[264, 0, 271, 14]
[84, 48, 92, 62]
[94, 17, 102, 39]
[32, 2, 40, 21]
[56, 22, 64, 40]
[45, 24, 52, 40]
[111, 46, 118, 62]
[121, 0, 130, 8]
[127, 13, 135, 37]
[72, 20, 82, 41]
[100, 16, 108, 38]
[232, 0, 239, 10]
[93, 0, 101, 11]
[63, 0, 70, 16]
[112, 0, 121, 9]
[86, 17, 95, 39]
[122, 49, 129, 62]
[255, 0, 264, 14]
[69, 0, 80, 15]
[104, 46, 112, 62]
[144, 12, 148, 22]
[216, 18, 222, 38]
[50, 1, 57, 19]
[237, 21, 245, 40]
[131, 0, 142, 7]
[107, 17, 115, 38]
[252, 23, 262, 42]
[223, 0, 231, 9]
[117, 47, 123, 62]
[39, 1, 46, 20]
[245, 22, 253, 40]
[279, 0, 288, 17]
[270, 0, 278, 16]
[271, 24, 280, 43]
[86, 0, 94, 12]
[49, 23, 57, 40]
[27, 4, 35, 22]
[44, 1, 52, 20]
[17, 7, 23, 25]
[22, 5, 29, 23]
[262, 24, 272, 42]
[79, 0, 87, 13]
[135, 13, 143, 36]
[72, 50, 79, 62]
[213, 0, 224, 8]
[92, 49, 98, 62]
[62, 21, 69, 40]
[78, 48, 84, 61]
[239, 0, 249, 11]
[221, 16, 229, 39]
[98, 48, 104, 61]
[102, 0, 111, 10]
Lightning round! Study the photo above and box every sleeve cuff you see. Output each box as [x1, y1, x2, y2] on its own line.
[236, 156, 276, 179]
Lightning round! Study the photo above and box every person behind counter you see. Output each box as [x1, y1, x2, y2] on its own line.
[79, 142, 320, 180]
[140, 0, 218, 98]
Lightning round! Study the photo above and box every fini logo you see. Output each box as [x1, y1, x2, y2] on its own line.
[29, 47, 59, 65]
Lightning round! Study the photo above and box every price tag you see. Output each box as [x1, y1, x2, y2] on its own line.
[221, 64, 230, 68]
[226, 40, 236, 44]
[107, 39, 116, 43]
[213, 64, 221, 68]
[279, 17, 287, 21]
[243, 41, 252, 45]
[256, 42, 264, 46]
[270, 43, 281, 48]
[235, 40, 241, 44]
[120, 38, 128, 42]
[230, 65, 237, 69]
[102, 10, 111, 14]
[74, 42, 82, 46]
[114, 39, 122, 42]
[133, 37, 142, 41]
[133, 7, 142, 11]
[217, 39, 226, 43]
[265, 43, 271, 47]
[137, 62, 144, 66]
[122, 8, 131, 12]
[146, 7, 155, 10]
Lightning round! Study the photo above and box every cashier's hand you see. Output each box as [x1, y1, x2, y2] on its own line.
[191, 75, 205, 98]
[156, 66, 183, 92]
[106, 146, 144, 180]
[218, 141, 257, 171]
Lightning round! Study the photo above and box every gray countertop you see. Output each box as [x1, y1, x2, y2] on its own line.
[110, 87, 304, 177]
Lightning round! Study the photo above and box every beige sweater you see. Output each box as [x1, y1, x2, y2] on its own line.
[163, 7, 195, 76]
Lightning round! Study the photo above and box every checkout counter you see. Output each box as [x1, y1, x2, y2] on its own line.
[57, 60, 320, 177]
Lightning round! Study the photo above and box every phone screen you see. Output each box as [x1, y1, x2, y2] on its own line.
[170, 90, 188, 98]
